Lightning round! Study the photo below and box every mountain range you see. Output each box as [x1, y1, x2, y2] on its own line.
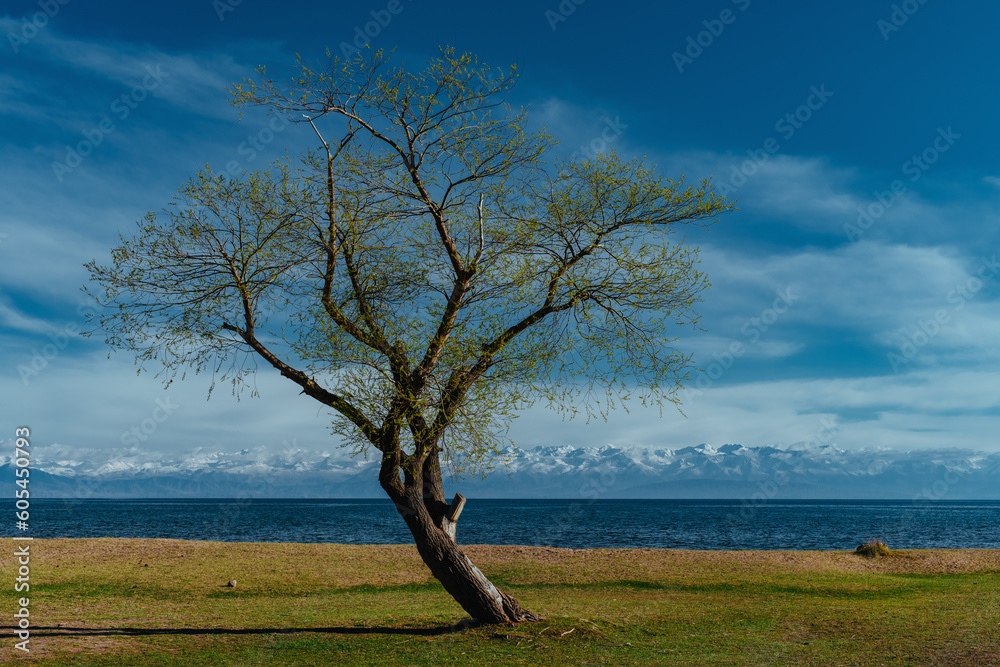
[7, 442, 1000, 500]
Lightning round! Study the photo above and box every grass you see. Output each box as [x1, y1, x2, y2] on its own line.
[2, 539, 999, 665]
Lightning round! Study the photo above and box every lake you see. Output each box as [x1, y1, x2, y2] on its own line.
[11, 498, 1000, 550]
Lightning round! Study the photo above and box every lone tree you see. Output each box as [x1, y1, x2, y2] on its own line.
[85, 47, 733, 625]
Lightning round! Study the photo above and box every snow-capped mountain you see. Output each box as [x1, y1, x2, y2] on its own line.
[6, 442, 1000, 499]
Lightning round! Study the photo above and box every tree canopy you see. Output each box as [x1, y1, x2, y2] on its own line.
[85, 46, 735, 624]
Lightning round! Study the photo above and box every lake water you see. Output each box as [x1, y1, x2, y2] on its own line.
[10, 499, 1000, 550]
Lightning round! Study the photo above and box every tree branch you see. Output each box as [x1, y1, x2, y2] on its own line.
[221, 321, 379, 443]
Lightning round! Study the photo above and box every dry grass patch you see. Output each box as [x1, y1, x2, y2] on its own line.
[2, 539, 998, 666]
[464, 544, 1000, 581]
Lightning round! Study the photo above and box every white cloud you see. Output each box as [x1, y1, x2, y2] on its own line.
[643, 150, 989, 250]
[0, 297, 58, 334]
[530, 97, 630, 160]
[676, 335, 804, 362]
[0, 18, 261, 121]
[0, 216, 108, 302]
[506, 369, 1000, 454]
[698, 240, 999, 339]
[1, 352, 343, 457]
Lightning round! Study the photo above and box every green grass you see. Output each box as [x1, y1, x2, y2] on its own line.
[2, 539, 999, 665]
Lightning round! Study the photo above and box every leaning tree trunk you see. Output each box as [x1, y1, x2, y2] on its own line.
[384, 450, 540, 625]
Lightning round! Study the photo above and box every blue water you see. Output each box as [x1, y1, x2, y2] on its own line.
[9, 499, 1000, 550]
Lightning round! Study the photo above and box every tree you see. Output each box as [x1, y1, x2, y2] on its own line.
[85, 47, 734, 625]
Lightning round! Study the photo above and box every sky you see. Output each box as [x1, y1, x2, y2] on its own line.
[2, 0, 1000, 467]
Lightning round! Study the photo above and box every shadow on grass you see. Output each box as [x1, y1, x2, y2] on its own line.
[3, 624, 464, 637]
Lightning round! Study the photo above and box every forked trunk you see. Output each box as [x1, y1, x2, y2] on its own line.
[392, 486, 540, 625]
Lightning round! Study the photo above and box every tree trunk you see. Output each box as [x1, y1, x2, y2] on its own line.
[383, 449, 539, 625]
[394, 489, 540, 625]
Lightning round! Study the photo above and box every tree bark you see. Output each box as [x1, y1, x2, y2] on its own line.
[388, 476, 540, 625]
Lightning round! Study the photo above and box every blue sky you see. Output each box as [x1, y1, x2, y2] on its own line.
[3, 0, 1000, 465]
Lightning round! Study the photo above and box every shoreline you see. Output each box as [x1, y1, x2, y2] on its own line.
[5, 535, 1000, 551]
[4, 537, 999, 574]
